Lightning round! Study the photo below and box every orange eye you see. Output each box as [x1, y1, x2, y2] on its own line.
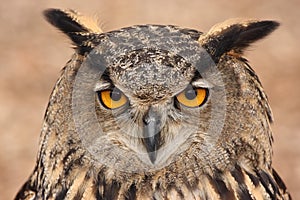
[176, 87, 208, 108]
[98, 89, 128, 109]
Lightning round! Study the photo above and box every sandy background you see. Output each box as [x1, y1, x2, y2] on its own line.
[0, 0, 299, 199]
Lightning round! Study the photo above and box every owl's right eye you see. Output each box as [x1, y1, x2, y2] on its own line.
[175, 86, 209, 108]
[97, 89, 128, 109]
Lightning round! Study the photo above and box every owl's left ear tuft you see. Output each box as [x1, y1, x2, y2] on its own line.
[199, 19, 279, 62]
[43, 8, 102, 52]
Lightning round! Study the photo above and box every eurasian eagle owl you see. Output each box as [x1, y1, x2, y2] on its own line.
[15, 8, 291, 200]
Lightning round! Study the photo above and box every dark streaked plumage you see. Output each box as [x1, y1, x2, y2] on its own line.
[15, 8, 291, 200]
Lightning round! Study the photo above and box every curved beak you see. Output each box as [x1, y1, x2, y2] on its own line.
[142, 107, 161, 164]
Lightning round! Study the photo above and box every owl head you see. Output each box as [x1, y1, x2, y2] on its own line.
[43, 9, 279, 174]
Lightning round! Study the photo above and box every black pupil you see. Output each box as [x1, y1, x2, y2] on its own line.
[185, 89, 197, 100]
[110, 90, 122, 101]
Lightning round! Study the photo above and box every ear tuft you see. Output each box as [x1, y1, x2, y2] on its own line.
[43, 8, 102, 52]
[199, 19, 279, 62]
[43, 8, 102, 34]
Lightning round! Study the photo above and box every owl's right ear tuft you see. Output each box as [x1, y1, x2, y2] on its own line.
[43, 8, 102, 52]
[199, 19, 279, 62]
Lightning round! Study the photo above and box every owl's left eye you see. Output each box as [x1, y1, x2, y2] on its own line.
[175, 86, 208, 108]
[97, 89, 128, 109]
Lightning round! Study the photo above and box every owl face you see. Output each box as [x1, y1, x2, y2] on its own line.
[71, 25, 225, 172]
[45, 9, 279, 174]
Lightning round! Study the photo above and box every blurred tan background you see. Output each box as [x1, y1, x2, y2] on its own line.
[0, 0, 299, 199]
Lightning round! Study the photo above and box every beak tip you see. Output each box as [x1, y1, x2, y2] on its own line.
[148, 151, 157, 164]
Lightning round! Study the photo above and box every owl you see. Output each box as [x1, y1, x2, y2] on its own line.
[15, 8, 291, 200]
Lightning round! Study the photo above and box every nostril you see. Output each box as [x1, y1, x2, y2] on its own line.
[143, 115, 152, 125]
[143, 106, 160, 124]
[143, 114, 158, 126]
